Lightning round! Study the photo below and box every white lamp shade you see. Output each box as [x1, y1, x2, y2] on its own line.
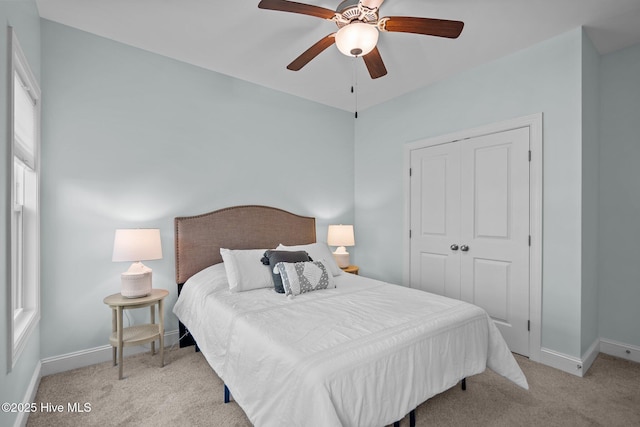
[335, 22, 379, 57]
[327, 225, 355, 247]
[112, 229, 163, 262]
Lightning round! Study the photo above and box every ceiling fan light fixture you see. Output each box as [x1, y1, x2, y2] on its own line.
[335, 22, 378, 57]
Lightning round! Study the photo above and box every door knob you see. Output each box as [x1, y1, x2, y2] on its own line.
[450, 244, 459, 251]
[460, 245, 469, 252]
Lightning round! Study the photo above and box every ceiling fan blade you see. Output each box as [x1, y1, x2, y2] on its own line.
[381, 16, 464, 39]
[258, 0, 337, 20]
[362, 46, 387, 79]
[287, 34, 336, 71]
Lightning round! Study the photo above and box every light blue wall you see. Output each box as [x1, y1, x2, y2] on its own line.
[0, 1, 41, 425]
[580, 31, 600, 356]
[4, 8, 638, 386]
[39, 20, 354, 358]
[598, 42, 640, 347]
[354, 29, 585, 357]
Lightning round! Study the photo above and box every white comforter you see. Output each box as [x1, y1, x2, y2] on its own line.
[173, 264, 528, 427]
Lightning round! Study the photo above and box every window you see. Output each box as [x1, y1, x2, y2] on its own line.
[10, 28, 40, 367]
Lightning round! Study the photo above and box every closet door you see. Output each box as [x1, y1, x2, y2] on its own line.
[459, 127, 530, 356]
[409, 142, 461, 299]
[409, 127, 530, 356]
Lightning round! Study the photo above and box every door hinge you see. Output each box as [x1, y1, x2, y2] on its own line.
[528, 150, 532, 162]
[409, 229, 412, 238]
[409, 168, 412, 177]
[528, 320, 530, 331]
[528, 235, 531, 246]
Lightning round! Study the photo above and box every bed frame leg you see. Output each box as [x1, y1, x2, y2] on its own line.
[461, 377, 466, 391]
[394, 409, 416, 427]
[224, 384, 230, 403]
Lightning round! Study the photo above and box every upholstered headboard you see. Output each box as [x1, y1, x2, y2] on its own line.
[174, 205, 316, 285]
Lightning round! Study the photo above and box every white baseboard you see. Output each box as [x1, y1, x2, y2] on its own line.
[581, 338, 600, 374]
[41, 329, 179, 377]
[14, 361, 41, 427]
[540, 347, 586, 377]
[600, 338, 640, 364]
[539, 337, 639, 377]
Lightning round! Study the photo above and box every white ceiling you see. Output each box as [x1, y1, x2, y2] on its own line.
[35, 0, 640, 112]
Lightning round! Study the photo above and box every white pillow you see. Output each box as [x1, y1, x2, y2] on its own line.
[275, 260, 336, 296]
[220, 248, 273, 292]
[276, 242, 342, 276]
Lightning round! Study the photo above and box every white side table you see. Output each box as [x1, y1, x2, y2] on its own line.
[103, 288, 169, 379]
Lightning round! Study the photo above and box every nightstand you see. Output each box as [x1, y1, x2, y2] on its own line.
[341, 265, 359, 275]
[103, 288, 169, 379]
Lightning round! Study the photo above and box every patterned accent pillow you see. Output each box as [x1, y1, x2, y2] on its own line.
[260, 250, 312, 293]
[275, 260, 336, 296]
[276, 243, 343, 276]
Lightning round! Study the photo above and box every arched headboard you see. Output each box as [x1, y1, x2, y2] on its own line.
[174, 205, 316, 285]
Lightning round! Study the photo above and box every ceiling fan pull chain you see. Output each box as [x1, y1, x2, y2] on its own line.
[351, 85, 358, 118]
[352, 57, 358, 119]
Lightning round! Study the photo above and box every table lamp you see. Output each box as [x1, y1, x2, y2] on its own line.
[112, 228, 162, 298]
[327, 224, 355, 268]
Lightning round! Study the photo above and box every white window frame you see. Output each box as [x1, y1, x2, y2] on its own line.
[9, 27, 41, 368]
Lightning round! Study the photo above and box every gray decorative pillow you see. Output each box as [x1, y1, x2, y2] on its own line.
[261, 250, 312, 293]
[275, 260, 336, 296]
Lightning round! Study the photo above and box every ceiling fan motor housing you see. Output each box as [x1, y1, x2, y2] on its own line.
[335, 0, 378, 28]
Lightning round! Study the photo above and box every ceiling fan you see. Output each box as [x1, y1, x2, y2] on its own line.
[258, 0, 464, 79]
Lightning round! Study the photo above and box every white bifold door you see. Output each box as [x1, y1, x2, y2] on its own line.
[409, 127, 530, 356]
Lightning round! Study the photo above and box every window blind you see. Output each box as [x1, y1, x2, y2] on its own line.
[13, 70, 37, 169]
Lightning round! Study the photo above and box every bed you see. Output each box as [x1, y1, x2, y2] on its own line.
[172, 205, 528, 427]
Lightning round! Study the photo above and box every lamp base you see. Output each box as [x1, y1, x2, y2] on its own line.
[121, 269, 152, 298]
[332, 247, 350, 268]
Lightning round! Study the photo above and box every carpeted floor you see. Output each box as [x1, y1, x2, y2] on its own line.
[27, 346, 640, 426]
